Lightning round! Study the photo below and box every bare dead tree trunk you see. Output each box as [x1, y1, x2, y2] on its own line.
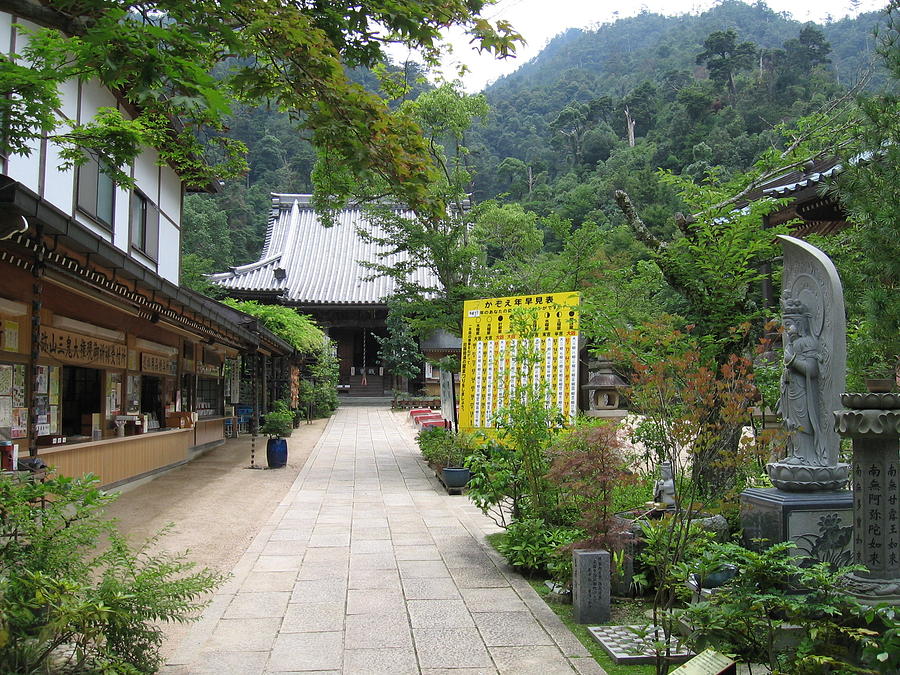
[624, 106, 636, 147]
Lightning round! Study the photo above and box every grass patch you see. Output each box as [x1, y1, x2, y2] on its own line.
[486, 531, 657, 675]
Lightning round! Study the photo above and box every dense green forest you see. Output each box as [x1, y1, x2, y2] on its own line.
[182, 0, 888, 279]
[183, 0, 898, 389]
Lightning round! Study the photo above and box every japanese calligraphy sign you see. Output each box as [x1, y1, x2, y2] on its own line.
[141, 352, 178, 376]
[39, 326, 127, 369]
[459, 292, 580, 431]
[196, 363, 221, 377]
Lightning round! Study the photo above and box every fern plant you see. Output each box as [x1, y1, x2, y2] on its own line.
[0, 473, 226, 673]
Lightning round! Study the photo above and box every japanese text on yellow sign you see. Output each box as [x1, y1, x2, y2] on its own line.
[459, 292, 580, 431]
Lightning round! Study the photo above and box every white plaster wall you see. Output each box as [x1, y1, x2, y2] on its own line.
[75, 216, 114, 243]
[5, 137, 42, 195]
[157, 216, 180, 283]
[111, 184, 130, 251]
[43, 142, 74, 214]
[78, 80, 118, 124]
[133, 149, 161, 203]
[131, 248, 156, 272]
[57, 76, 79, 124]
[42, 77, 80, 208]
[0, 14, 12, 56]
[159, 166, 182, 229]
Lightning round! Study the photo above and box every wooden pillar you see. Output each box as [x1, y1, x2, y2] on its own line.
[28, 228, 44, 457]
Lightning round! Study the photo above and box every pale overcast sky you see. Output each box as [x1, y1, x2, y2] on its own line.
[391, 0, 889, 92]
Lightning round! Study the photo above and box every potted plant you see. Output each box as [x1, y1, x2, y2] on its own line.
[416, 427, 475, 491]
[440, 431, 477, 490]
[260, 400, 294, 468]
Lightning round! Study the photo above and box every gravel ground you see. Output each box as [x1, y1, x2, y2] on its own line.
[102, 418, 329, 659]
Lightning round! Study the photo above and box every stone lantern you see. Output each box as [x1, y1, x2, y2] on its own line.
[582, 358, 628, 420]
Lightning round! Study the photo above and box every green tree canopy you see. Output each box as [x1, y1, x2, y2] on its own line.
[0, 0, 521, 215]
[696, 28, 757, 96]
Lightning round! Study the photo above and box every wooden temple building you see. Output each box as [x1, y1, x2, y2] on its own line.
[209, 194, 451, 397]
[749, 156, 852, 307]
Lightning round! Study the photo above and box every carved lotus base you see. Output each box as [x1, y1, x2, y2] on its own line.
[766, 462, 850, 492]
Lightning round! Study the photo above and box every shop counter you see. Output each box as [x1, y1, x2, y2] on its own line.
[193, 415, 227, 448]
[37, 428, 193, 488]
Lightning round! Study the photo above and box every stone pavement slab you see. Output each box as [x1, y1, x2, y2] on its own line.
[166, 407, 604, 674]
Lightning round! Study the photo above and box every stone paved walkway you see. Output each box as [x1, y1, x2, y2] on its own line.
[164, 407, 604, 674]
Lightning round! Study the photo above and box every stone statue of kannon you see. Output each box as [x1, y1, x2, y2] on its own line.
[767, 235, 849, 491]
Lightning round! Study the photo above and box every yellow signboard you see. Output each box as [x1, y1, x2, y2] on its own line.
[459, 292, 580, 430]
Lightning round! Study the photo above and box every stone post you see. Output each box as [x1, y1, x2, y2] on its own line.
[834, 392, 900, 605]
[572, 549, 611, 624]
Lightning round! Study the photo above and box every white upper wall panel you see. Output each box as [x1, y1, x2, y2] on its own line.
[43, 142, 74, 213]
[159, 165, 182, 228]
[157, 216, 180, 284]
[133, 148, 160, 203]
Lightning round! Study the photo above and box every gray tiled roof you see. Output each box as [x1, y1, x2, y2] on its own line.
[208, 194, 439, 305]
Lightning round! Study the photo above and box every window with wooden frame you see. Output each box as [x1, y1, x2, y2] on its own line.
[76, 154, 115, 228]
[129, 190, 159, 261]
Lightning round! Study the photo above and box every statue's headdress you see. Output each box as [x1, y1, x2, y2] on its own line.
[781, 290, 810, 319]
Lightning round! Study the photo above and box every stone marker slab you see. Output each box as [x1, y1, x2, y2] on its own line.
[572, 549, 610, 624]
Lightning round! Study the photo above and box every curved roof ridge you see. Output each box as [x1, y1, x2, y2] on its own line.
[208, 253, 281, 280]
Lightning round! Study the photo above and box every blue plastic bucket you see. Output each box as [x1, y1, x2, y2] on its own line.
[266, 437, 288, 468]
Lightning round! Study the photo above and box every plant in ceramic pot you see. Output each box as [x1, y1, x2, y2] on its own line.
[440, 431, 478, 490]
[260, 400, 294, 468]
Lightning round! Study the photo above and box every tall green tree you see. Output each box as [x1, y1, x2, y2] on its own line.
[695, 29, 757, 97]
[360, 83, 490, 336]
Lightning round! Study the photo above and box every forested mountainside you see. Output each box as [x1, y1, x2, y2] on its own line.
[182, 1, 889, 283]
[469, 1, 887, 203]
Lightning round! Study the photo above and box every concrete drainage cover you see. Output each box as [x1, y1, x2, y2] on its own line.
[588, 624, 694, 664]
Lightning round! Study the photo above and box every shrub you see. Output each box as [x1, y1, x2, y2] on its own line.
[464, 440, 526, 528]
[496, 518, 583, 577]
[417, 428, 479, 468]
[676, 541, 896, 674]
[417, 427, 453, 465]
[0, 473, 226, 673]
[547, 419, 639, 551]
[260, 399, 294, 437]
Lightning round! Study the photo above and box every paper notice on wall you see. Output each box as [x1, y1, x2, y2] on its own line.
[35, 365, 48, 394]
[35, 395, 49, 425]
[12, 365, 25, 407]
[0, 396, 12, 427]
[0, 365, 12, 396]
[2, 320, 18, 352]
[11, 407, 27, 438]
[49, 366, 60, 405]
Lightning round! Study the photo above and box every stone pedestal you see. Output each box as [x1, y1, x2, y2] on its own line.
[834, 393, 900, 605]
[572, 549, 610, 624]
[740, 488, 853, 564]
